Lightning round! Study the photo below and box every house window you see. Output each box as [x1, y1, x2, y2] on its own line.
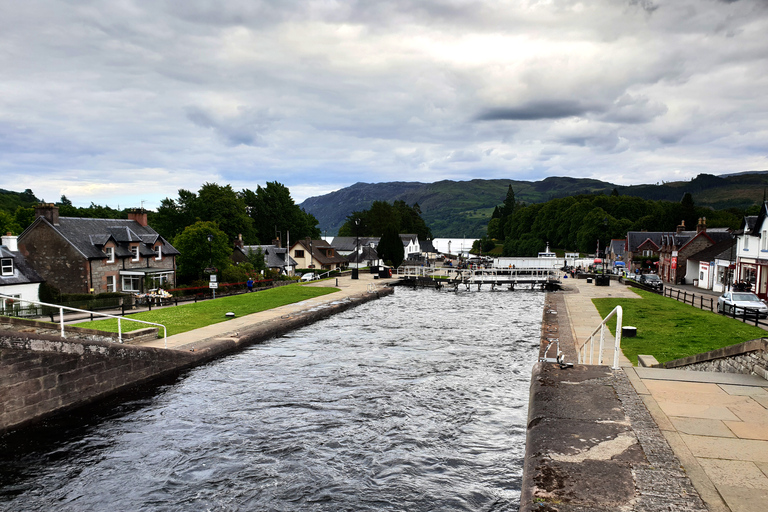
[155, 245, 162, 261]
[295, 250, 305, 258]
[131, 246, 139, 262]
[1, 294, 20, 314]
[745, 236, 750, 250]
[106, 275, 116, 293]
[1, 258, 13, 276]
[763, 231, 767, 251]
[105, 246, 115, 263]
[122, 275, 141, 292]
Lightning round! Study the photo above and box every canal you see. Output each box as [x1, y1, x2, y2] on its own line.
[0, 287, 545, 511]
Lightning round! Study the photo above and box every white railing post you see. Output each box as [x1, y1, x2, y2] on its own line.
[613, 307, 623, 370]
[578, 305, 623, 369]
[60, 307, 65, 338]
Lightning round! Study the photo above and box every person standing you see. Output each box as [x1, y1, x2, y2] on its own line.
[247, 277, 254, 293]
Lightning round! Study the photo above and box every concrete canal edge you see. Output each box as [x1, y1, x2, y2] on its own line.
[0, 286, 394, 435]
[519, 292, 707, 511]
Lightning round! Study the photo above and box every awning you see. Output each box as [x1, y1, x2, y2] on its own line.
[614, 261, 626, 266]
[594, 258, 602, 263]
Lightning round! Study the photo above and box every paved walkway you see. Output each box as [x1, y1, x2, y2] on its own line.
[138, 272, 396, 350]
[562, 277, 768, 512]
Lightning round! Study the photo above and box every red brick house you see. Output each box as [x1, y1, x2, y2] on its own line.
[658, 219, 731, 285]
[18, 204, 179, 295]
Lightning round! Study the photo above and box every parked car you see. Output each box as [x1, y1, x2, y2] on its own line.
[717, 291, 768, 318]
[300, 272, 317, 282]
[638, 273, 663, 290]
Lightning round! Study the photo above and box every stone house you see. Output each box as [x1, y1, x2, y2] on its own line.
[17, 204, 179, 295]
[624, 231, 663, 274]
[658, 218, 731, 285]
[0, 233, 44, 314]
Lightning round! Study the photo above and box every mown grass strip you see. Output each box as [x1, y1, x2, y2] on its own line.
[78, 285, 339, 337]
[592, 288, 766, 365]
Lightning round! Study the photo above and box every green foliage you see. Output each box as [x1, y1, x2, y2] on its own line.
[172, 221, 232, 282]
[153, 183, 256, 243]
[246, 247, 268, 273]
[592, 289, 766, 365]
[378, 224, 404, 268]
[338, 200, 432, 240]
[78, 284, 337, 336]
[242, 181, 320, 244]
[471, 236, 497, 254]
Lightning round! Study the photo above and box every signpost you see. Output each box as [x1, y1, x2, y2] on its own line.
[209, 274, 218, 299]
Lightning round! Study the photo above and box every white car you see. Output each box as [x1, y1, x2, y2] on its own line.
[300, 272, 317, 282]
[717, 291, 768, 318]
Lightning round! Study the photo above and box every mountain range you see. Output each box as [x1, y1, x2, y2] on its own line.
[299, 172, 768, 238]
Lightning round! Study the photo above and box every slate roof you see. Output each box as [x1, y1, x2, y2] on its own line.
[294, 239, 348, 266]
[347, 245, 379, 263]
[420, 239, 436, 253]
[399, 234, 418, 247]
[0, 245, 44, 286]
[609, 239, 625, 257]
[688, 238, 736, 263]
[21, 216, 179, 260]
[240, 245, 297, 269]
[626, 232, 663, 252]
[330, 237, 381, 252]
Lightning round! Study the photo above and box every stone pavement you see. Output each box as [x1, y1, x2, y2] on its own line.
[560, 276, 768, 512]
[138, 272, 396, 350]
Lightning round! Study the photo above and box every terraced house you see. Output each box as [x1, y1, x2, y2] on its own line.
[18, 204, 179, 295]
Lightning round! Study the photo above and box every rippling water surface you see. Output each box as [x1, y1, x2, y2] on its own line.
[1, 287, 544, 511]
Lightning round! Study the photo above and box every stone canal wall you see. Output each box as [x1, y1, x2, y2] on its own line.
[0, 287, 393, 434]
[662, 338, 768, 380]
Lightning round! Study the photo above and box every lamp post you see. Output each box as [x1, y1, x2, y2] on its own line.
[352, 218, 360, 279]
[207, 234, 216, 299]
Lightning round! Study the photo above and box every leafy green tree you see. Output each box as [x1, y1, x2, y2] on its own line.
[246, 247, 268, 273]
[338, 200, 431, 240]
[242, 182, 319, 244]
[0, 210, 21, 235]
[172, 221, 232, 282]
[378, 224, 404, 268]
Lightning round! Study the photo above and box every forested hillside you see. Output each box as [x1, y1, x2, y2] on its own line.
[300, 172, 768, 237]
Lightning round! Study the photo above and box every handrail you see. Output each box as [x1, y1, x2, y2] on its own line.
[577, 305, 623, 370]
[0, 293, 168, 348]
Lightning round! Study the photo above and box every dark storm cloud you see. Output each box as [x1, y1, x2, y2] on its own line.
[475, 101, 605, 122]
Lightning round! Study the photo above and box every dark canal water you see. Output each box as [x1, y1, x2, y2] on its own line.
[0, 287, 544, 511]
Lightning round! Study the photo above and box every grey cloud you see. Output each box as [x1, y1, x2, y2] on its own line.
[186, 106, 273, 147]
[601, 94, 668, 124]
[475, 101, 605, 122]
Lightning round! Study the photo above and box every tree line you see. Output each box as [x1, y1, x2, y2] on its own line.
[483, 185, 749, 257]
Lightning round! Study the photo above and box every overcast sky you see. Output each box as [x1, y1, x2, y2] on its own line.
[2, 0, 767, 208]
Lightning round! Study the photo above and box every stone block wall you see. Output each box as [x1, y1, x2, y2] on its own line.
[0, 332, 197, 434]
[0, 316, 158, 345]
[663, 339, 768, 380]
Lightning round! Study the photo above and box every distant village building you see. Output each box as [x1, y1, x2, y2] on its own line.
[289, 239, 347, 271]
[18, 204, 179, 295]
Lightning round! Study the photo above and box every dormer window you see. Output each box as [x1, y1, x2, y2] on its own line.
[106, 246, 115, 263]
[155, 244, 162, 261]
[1, 258, 13, 276]
[131, 246, 139, 262]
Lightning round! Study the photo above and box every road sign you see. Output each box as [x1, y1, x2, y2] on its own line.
[209, 282, 218, 289]
[209, 274, 217, 282]
[204, 267, 218, 274]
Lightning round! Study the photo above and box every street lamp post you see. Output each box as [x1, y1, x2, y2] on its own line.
[207, 234, 216, 299]
[352, 218, 360, 279]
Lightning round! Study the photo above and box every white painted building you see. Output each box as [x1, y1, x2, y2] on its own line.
[0, 234, 44, 315]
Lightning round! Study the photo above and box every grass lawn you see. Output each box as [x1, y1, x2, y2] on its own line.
[592, 289, 766, 365]
[78, 284, 338, 337]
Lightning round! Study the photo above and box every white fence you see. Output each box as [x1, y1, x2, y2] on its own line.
[577, 305, 623, 370]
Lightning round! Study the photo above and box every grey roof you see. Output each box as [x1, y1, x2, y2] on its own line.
[330, 237, 380, 251]
[609, 239, 625, 256]
[241, 245, 297, 269]
[0, 245, 45, 286]
[626, 232, 663, 252]
[688, 238, 737, 263]
[347, 245, 379, 263]
[400, 234, 418, 247]
[22, 216, 180, 260]
[420, 239, 435, 253]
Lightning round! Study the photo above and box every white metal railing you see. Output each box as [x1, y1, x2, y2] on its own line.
[0, 293, 168, 348]
[578, 305, 623, 370]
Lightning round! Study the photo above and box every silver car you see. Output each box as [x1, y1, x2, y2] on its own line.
[717, 291, 768, 318]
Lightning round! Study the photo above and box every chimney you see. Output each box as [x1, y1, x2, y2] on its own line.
[1, 232, 17, 252]
[676, 220, 686, 234]
[697, 217, 707, 233]
[235, 233, 243, 249]
[127, 208, 148, 227]
[35, 203, 59, 226]
[272, 237, 281, 248]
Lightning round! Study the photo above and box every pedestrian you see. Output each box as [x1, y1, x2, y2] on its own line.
[247, 277, 254, 292]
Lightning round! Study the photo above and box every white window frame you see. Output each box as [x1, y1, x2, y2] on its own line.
[105, 246, 115, 263]
[1, 258, 13, 276]
[122, 275, 141, 292]
[745, 235, 750, 250]
[155, 244, 162, 261]
[131, 246, 139, 262]
[763, 230, 767, 251]
[106, 275, 116, 293]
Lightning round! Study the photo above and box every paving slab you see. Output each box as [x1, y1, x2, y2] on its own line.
[670, 417, 737, 438]
[635, 367, 768, 386]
